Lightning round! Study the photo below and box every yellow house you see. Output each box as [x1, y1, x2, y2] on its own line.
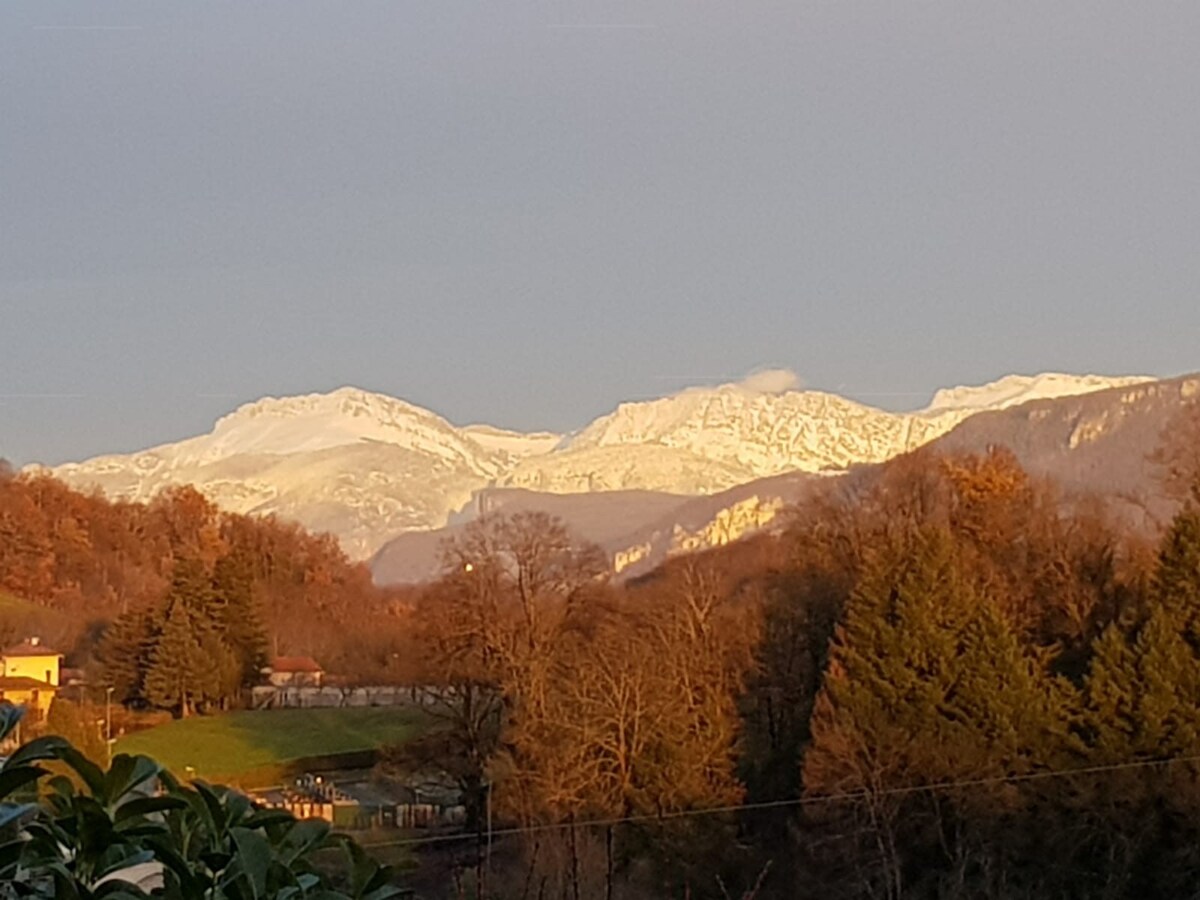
[0, 637, 62, 721]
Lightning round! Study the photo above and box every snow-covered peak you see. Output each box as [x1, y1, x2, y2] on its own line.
[212, 385, 446, 435]
[50, 385, 517, 495]
[920, 373, 1155, 416]
[204, 388, 566, 465]
[522, 384, 912, 491]
[197, 386, 477, 463]
[568, 383, 886, 453]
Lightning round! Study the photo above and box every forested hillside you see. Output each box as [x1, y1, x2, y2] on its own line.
[386, 403, 1200, 898]
[0, 470, 412, 707]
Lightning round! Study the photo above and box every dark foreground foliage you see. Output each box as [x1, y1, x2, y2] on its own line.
[0, 705, 407, 899]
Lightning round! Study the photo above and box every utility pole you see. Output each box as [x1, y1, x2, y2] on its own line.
[105, 686, 114, 767]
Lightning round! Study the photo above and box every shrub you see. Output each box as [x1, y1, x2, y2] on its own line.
[0, 703, 408, 899]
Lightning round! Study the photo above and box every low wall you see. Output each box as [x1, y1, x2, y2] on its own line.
[250, 684, 453, 710]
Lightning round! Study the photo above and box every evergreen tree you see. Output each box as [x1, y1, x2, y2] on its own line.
[96, 603, 162, 706]
[212, 550, 268, 689]
[1153, 502, 1200, 646]
[143, 557, 226, 716]
[952, 599, 1077, 773]
[101, 552, 268, 716]
[1085, 499, 1200, 759]
[1057, 500, 1200, 897]
[144, 599, 218, 717]
[803, 528, 1075, 898]
[806, 528, 1070, 791]
[1085, 609, 1200, 759]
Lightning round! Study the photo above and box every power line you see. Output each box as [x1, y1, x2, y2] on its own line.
[359, 753, 1200, 850]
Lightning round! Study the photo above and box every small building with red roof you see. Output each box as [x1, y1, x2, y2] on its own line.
[266, 656, 324, 688]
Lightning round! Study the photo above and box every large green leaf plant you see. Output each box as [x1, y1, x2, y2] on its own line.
[0, 705, 407, 899]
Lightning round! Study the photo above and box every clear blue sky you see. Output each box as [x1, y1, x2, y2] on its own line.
[3, 1, 1199, 466]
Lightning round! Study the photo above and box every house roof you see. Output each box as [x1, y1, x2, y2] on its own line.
[270, 656, 323, 673]
[0, 676, 58, 691]
[2, 640, 62, 658]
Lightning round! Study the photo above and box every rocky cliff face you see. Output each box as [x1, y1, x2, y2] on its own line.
[931, 374, 1200, 529]
[503, 373, 1153, 493]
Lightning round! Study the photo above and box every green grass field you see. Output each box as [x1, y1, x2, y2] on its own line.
[116, 706, 428, 783]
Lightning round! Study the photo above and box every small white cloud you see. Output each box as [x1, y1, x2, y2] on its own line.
[730, 368, 804, 395]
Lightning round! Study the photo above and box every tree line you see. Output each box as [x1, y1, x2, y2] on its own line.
[0, 473, 411, 716]
[390, 424, 1200, 898]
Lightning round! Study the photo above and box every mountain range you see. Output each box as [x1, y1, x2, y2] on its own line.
[31, 370, 1187, 581]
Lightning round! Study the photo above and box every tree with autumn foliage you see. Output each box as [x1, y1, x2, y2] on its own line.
[394, 512, 607, 829]
[495, 553, 757, 824]
[396, 511, 767, 897]
[1150, 396, 1200, 505]
[0, 474, 391, 691]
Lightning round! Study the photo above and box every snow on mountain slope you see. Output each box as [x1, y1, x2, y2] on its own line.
[38, 373, 1154, 563]
[460, 425, 562, 459]
[554, 385, 930, 475]
[44, 387, 508, 559]
[168, 387, 503, 472]
[500, 443, 755, 494]
[504, 373, 1154, 493]
[921, 373, 1154, 416]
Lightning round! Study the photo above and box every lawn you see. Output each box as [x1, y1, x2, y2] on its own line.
[116, 706, 429, 784]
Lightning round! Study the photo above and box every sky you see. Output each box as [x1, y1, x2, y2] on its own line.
[3, 1, 1199, 466]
